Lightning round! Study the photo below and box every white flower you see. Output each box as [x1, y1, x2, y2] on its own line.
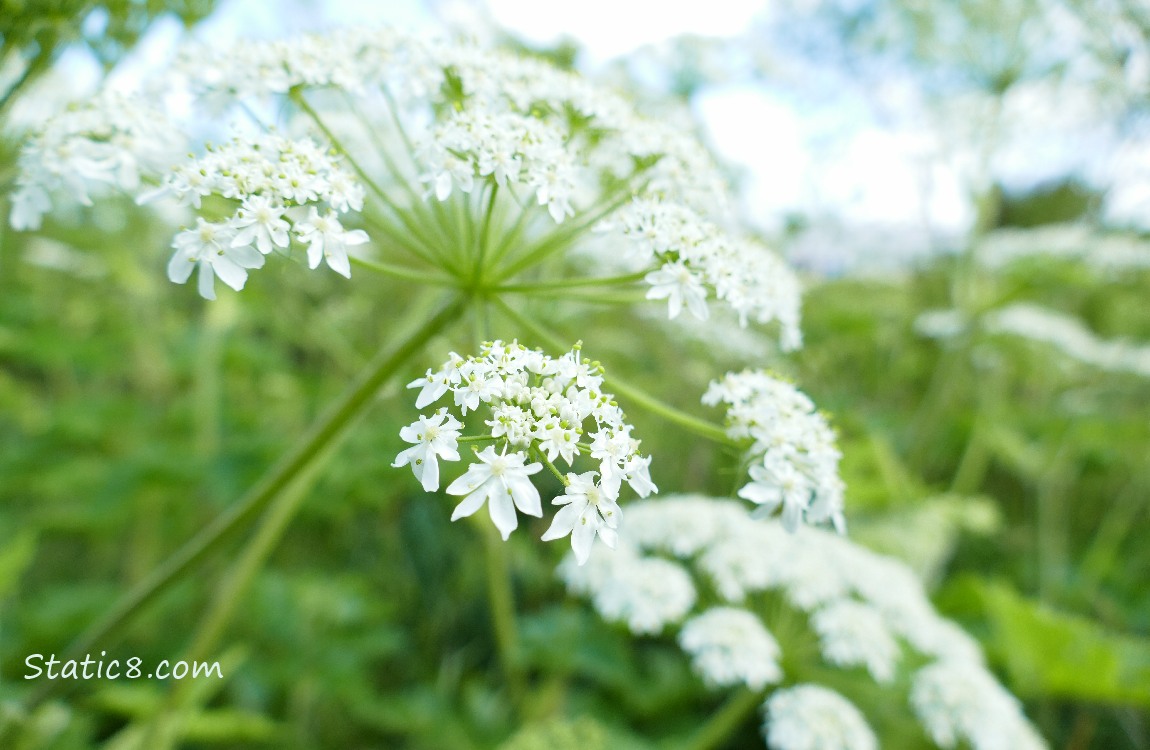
[9, 183, 52, 231]
[446, 446, 543, 539]
[9, 90, 182, 232]
[679, 607, 782, 690]
[231, 195, 291, 255]
[764, 684, 878, 750]
[911, 660, 1048, 750]
[541, 471, 620, 565]
[295, 208, 369, 278]
[706, 370, 844, 532]
[811, 600, 900, 683]
[644, 260, 709, 320]
[401, 341, 653, 558]
[560, 546, 697, 634]
[144, 133, 368, 294]
[738, 459, 810, 531]
[167, 219, 265, 300]
[392, 409, 463, 491]
[563, 496, 1043, 750]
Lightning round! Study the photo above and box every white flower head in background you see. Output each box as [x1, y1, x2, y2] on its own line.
[679, 607, 783, 690]
[704, 370, 845, 532]
[764, 684, 877, 750]
[559, 496, 1048, 750]
[9, 90, 183, 231]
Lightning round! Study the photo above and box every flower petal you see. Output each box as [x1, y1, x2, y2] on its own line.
[541, 501, 582, 541]
[488, 489, 519, 540]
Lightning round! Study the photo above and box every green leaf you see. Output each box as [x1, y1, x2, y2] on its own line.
[942, 577, 1150, 706]
[0, 530, 37, 600]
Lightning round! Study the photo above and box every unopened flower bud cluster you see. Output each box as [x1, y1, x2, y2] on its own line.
[560, 496, 1047, 750]
[703, 370, 845, 532]
[148, 133, 369, 299]
[395, 340, 655, 563]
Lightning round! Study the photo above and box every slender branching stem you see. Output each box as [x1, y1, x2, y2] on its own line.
[492, 297, 734, 445]
[680, 688, 763, 750]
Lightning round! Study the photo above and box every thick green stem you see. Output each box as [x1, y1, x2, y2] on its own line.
[139, 450, 329, 749]
[474, 516, 526, 709]
[474, 183, 499, 285]
[679, 688, 762, 750]
[25, 295, 467, 710]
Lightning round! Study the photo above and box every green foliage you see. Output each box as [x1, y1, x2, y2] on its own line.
[940, 577, 1150, 707]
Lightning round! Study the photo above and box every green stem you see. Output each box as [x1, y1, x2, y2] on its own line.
[501, 288, 649, 305]
[532, 445, 571, 486]
[24, 295, 467, 711]
[291, 89, 448, 264]
[375, 85, 470, 260]
[360, 210, 461, 275]
[494, 186, 637, 280]
[141, 448, 331, 749]
[349, 255, 457, 286]
[474, 516, 526, 709]
[606, 375, 735, 445]
[494, 270, 651, 293]
[491, 297, 733, 445]
[679, 688, 762, 750]
[485, 185, 537, 270]
[474, 183, 499, 285]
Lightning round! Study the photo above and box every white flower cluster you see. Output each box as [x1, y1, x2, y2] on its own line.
[420, 107, 576, 222]
[560, 496, 1047, 750]
[560, 545, 696, 634]
[983, 302, 1150, 378]
[395, 340, 655, 563]
[9, 90, 182, 231]
[679, 607, 782, 690]
[165, 29, 795, 311]
[703, 370, 845, 532]
[149, 133, 368, 299]
[978, 224, 1150, 274]
[602, 199, 802, 346]
[912, 660, 1048, 750]
[173, 28, 731, 212]
[764, 684, 877, 750]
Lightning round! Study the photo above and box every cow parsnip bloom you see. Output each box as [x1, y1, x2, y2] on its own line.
[10, 27, 803, 347]
[560, 496, 1047, 750]
[9, 90, 183, 231]
[764, 685, 877, 750]
[10, 27, 832, 540]
[704, 370, 845, 532]
[679, 607, 783, 690]
[397, 340, 653, 560]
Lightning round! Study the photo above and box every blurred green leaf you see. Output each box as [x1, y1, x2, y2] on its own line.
[941, 577, 1150, 706]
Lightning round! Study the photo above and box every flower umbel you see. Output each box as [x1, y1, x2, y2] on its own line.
[704, 370, 845, 532]
[397, 340, 654, 560]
